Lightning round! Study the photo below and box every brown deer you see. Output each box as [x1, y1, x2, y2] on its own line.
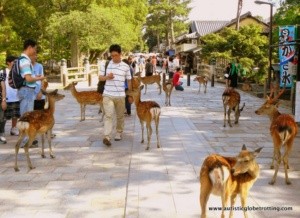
[135, 72, 162, 95]
[64, 82, 103, 121]
[162, 79, 173, 106]
[193, 76, 208, 93]
[200, 144, 263, 218]
[14, 90, 65, 172]
[127, 78, 161, 150]
[222, 88, 245, 127]
[255, 85, 298, 185]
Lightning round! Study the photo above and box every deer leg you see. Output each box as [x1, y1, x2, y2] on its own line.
[41, 133, 46, 158]
[283, 141, 293, 185]
[223, 105, 227, 127]
[146, 123, 152, 150]
[227, 108, 232, 127]
[14, 133, 25, 172]
[200, 176, 212, 218]
[155, 117, 160, 148]
[198, 84, 201, 93]
[47, 129, 55, 158]
[228, 193, 238, 218]
[204, 83, 207, 93]
[24, 137, 35, 170]
[140, 120, 145, 143]
[158, 83, 162, 95]
[240, 190, 248, 218]
[270, 149, 275, 169]
[80, 104, 84, 121]
[234, 105, 239, 124]
[269, 148, 281, 185]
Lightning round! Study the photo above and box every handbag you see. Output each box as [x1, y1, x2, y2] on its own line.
[97, 60, 110, 94]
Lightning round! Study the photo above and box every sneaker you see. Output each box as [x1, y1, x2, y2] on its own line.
[10, 127, 19, 136]
[114, 132, 122, 141]
[103, 137, 111, 146]
[30, 139, 39, 148]
[0, 136, 7, 144]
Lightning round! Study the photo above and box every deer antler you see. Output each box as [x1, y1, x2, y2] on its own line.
[271, 83, 286, 103]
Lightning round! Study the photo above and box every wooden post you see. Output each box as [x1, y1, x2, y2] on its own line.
[60, 59, 67, 86]
[84, 57, 89, 83]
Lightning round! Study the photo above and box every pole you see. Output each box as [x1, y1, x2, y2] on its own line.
[267, 4, 273, 89]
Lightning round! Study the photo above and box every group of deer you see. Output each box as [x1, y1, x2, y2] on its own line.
[201, 83, 298, 218]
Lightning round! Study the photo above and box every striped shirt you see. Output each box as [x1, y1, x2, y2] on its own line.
[19, 53, 36, 88]
[100, 60, 131, 97]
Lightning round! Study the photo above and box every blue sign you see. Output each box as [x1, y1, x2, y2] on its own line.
[279, 26, 297, 88]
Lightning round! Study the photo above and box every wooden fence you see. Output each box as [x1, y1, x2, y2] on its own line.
[60, 58, 102, 86]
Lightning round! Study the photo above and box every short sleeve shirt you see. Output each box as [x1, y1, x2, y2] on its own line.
[0, 72, 5, 102]
[100, 60, 131, 97]
[19, 54, 35, 88]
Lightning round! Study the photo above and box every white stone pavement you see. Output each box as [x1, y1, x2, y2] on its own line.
[0, 75, 299, 218]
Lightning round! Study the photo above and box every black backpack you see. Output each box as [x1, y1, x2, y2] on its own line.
[8, 56, 26, 89]
[97, 60, 110, 94]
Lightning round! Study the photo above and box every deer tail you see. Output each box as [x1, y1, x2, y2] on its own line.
[16, 121, 30, 131]
[150, 107, 161, 120]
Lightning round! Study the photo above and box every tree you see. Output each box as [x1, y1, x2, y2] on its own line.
[201, 25, 269, 83]
[145, 0, 191, 52]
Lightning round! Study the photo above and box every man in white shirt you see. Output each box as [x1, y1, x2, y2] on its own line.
[98, 44, 132, 146]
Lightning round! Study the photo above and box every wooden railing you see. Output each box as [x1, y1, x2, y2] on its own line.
[60, 58, 102, 86]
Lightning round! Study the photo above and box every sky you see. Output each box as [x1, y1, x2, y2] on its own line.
[189, 0, 280, 21]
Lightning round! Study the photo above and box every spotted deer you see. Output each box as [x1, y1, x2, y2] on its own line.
[193, 76, 208, 93]
[135, 72, 162, 95]
[127, 78, 161, 150]
[64, 82, 103, 121]
[162, 79, 173, 106]
[255, 85, 298, 185]
[222, 88, 245, 127]
[200, 144, 263, 218]
[14, 90, 65, 171]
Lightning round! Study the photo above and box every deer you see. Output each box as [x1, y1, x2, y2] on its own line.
[200, 144, 263, 218]
[222, 88, 245, 127]
[135, 72, 162, 95]
[255, 85, 298, 185]
[14, 89, 65, 172]
[127, 77, 161, 150]
[64, 81, 103, 121]
[162, 79, 173, 106]
[193, 76, 208, 93]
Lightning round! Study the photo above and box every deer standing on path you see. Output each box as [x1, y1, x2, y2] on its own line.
[14, 90, 65, 171]
[255, 86, 298, 185]
[222, 88, 245, 127]
[193, 76, 208, 93]
[127, 78, 161, 150]
[200, 144, 263, 218]
[135, 72, 162, 95]
[64, 82, 103, 121]
[162, 79, 173, 106]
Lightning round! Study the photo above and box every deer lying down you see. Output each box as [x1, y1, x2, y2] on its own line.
[200, 145, 263, 218]
[255, 85, 298, 185]
[64, 82, 103, 121]
[222, 88, 245, 127]
[14, 90, 65, 172]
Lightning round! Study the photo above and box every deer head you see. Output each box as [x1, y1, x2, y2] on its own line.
[231, 144, 263, 176]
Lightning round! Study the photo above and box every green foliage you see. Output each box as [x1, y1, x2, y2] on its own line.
[201, 25, 269, 83]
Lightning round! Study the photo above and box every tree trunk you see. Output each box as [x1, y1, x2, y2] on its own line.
[156, 33, 160, 52]
[70, 34, 79, 67]
[235, 0, 243, 31]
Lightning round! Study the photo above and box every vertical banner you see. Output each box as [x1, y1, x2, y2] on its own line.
[295, 82, 300, 122]
[279, 26, 297, 88]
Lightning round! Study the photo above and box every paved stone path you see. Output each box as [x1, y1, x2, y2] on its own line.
[0, 75, 299, 218]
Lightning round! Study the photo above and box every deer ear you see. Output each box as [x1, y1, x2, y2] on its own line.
[242, 144, 247, 150]
[253, 147, 263, 157]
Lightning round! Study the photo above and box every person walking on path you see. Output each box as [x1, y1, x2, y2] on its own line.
[145, 58, 153, 77]
[1, 56, 20, 137]
[98, 44, 132, 146]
